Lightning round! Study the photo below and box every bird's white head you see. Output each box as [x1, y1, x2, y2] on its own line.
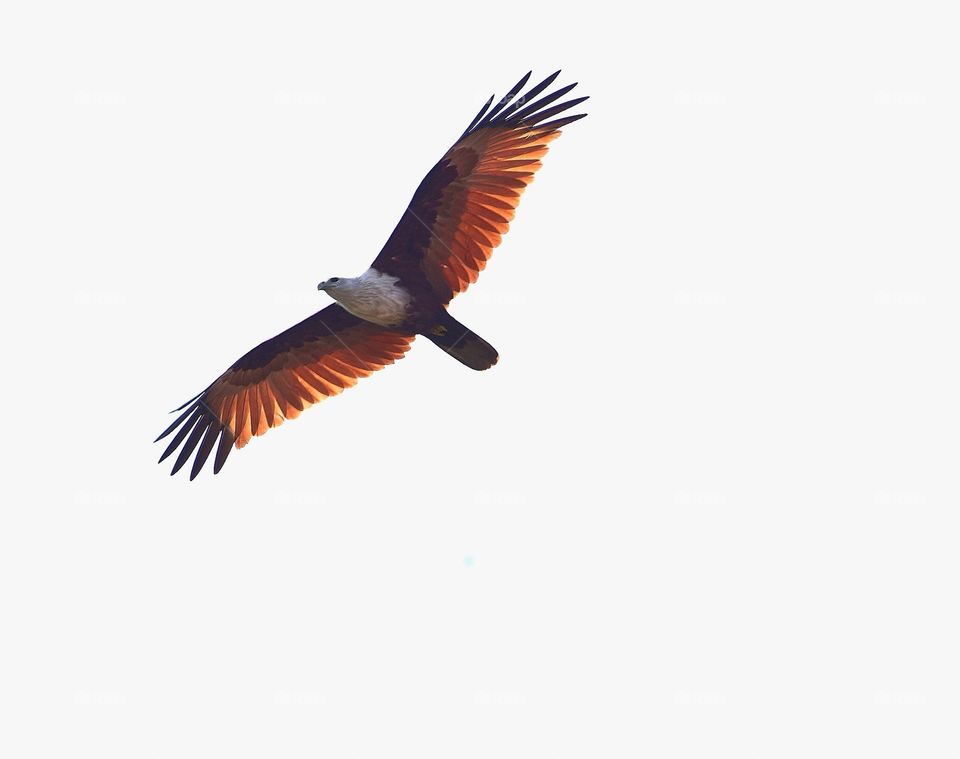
[317, 277, 346, 292]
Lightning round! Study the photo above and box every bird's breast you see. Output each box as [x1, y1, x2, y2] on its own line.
[333, 268, 413, 328]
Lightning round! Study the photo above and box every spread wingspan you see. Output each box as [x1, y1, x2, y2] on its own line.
[157, 72, 586, 479]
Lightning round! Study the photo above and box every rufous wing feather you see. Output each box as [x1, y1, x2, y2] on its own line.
[156, 304, 414, 479]
[372, 71, 588, 304]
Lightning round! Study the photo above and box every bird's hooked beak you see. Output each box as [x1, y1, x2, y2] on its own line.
[317, 281, 326, 291]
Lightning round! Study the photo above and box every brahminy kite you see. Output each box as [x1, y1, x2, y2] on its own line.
[156, 71, 588, 478]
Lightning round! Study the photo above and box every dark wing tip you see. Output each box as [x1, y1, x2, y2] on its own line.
[507, 82, 578, 125]
[189, 421, 222, 480]
[536, 112, 589, 131]
[462, 71, 588, 138]
[156, 395, 231, 480]
[213, 426, 235, 474]
[479, 71, 533, 127]
[170, 389, 204, 413]
[461, 94, 496, 138]
[458, 72, 588, 139]
[519, 95, 590, 129]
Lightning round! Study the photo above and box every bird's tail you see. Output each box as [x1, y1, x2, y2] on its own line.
[421, 311, 498, 371]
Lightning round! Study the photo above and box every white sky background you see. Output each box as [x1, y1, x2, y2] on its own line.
[2, 1, 960, 756]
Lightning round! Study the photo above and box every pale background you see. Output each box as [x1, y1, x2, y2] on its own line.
[2, 1, 959, 756]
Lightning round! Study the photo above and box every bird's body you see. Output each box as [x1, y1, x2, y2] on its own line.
[157, 71, 588, 478]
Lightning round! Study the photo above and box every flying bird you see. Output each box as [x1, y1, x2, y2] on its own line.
[156, 71, 588, 479]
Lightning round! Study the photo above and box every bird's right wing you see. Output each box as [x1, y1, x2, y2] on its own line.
[371, 71, 588, 305]
[156, 303, 414, 479]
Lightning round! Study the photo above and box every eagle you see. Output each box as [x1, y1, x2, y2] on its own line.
[156, 71, 588, 479]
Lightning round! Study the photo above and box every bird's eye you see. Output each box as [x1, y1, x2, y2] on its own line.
[329, 277, 339, 283]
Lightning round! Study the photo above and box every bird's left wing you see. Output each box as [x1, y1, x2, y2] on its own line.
[156, 303, 414, 479]
[371, 71, 587, 305]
